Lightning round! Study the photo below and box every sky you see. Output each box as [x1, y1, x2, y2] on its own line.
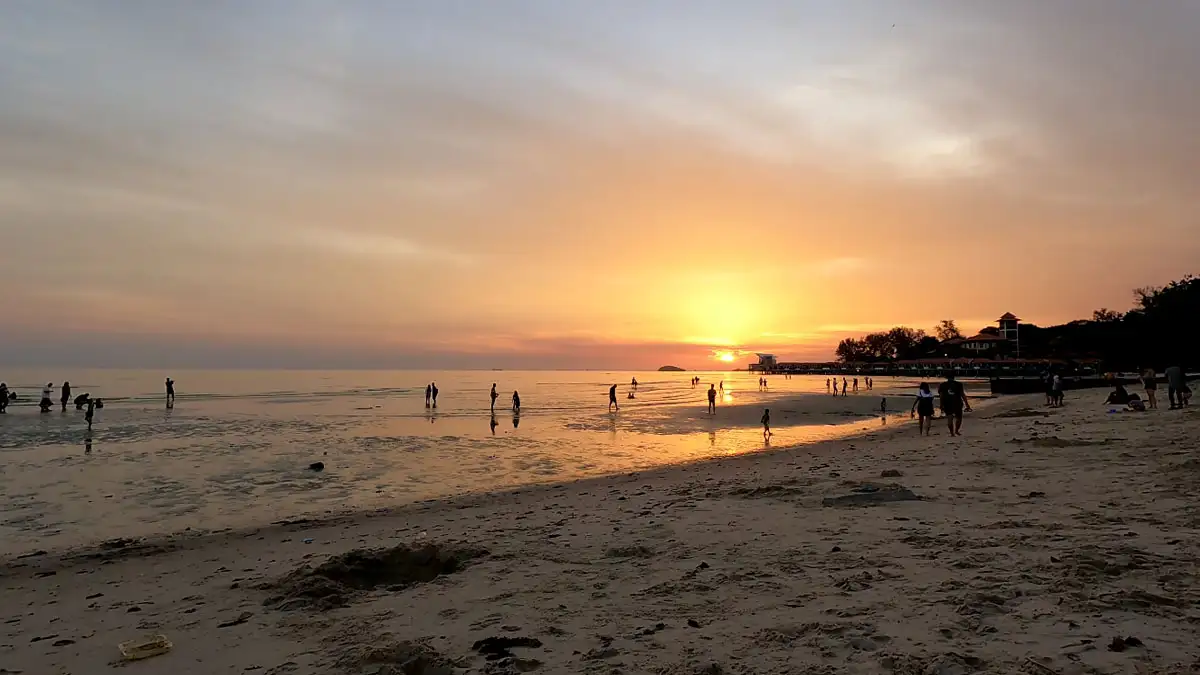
[2, 0, 1199, 370]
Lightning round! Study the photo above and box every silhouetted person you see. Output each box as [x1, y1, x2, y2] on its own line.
[631, 377, 638, 391]
[512, 390, 521, 413]
[938, 373, 970, 436]
[39, 383, 54, 412]
[512, 414, 520, 429]
[609, 384, 619, 412]
[1166, 365, 1186, 409]
[490, 383, 498, 412]
[60, 381, 71, 412]
[911, 382, 935, 436]
[166, 377, 175, 407]
[826, 378, 831, 391]
[761, 408, 772, 440]
[853, 377, 859, 393]
[0, 382, 8, 414]
[832, 379, 839, 396]
[707, 384, 717, 414]
[841, 378, 848, 397]
[425, 383, 432, 408]
[431, 382, 439, 407]
[74, 393, 90, 409]
[85, 398, 96, 429]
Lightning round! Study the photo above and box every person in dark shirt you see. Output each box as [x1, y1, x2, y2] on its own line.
[511, 390, 521, 413]
[937, 373, 971, 436]
[85, 398, 96, 429]
[425, 384, 432, 408]
[431, 382, 439, 407]
[761, 408, 772, 440]
[61, 381, 72, 412]
[165, 377, 175, 407]
[707, 384, 717, 414]
[609, 384, 619, 411]
[490, 383, 499, 412]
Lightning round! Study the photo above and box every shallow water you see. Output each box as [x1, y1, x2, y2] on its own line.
[0, 369, 979, 555]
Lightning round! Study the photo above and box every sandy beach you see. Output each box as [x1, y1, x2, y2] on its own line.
[4, 390, 1199, 675]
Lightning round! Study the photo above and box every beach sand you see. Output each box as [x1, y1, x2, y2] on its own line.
[4, 391, 1199, 674]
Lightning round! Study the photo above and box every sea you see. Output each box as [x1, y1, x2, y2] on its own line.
[0, 369, 983, 556]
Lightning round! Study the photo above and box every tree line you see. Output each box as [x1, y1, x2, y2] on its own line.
[834, 275, 1199, 370]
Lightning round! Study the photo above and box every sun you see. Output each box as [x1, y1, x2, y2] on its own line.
[716, 351, 737, 363]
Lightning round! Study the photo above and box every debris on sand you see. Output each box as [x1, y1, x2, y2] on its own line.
[335, 639, 460, 675]
[262, 543, 487, 610]
[472, 636, 543, 661]
[308, 462, 325, 471]
[605, 545, 654, 559]
[822, 484, 921, 507]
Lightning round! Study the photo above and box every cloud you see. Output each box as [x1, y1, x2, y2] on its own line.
[2, 1, 1200, 367]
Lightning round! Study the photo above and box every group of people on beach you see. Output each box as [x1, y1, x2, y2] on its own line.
[826, 376, 873, 396]
[908, 373, 971, 436]
[1108, 366, 1192, 411]
[0, 377, 178, 430]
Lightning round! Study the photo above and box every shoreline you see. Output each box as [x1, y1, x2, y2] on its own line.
[1, 392, 1005, 567]
[2, 384, 993, 557]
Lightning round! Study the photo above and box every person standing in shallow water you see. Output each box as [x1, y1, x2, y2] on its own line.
[424, 384, 432, 408]
[431, 382, 439, 408]
[490, 383, 498, 412]
[0, 382, 8, 414]
[609, 384, 619, 412]
[707, 384, 717, 414]
[85, 397, 96, 429]
[40, 383, 54, 412]
[60, 381, 71, 412]
[165, 377, 175, 407]
[512, 390, 521, 413]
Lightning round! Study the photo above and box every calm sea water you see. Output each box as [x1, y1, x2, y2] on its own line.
[0, 369, 973, 555]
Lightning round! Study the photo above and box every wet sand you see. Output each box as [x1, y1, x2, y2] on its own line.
[5, 391, 1199, 674]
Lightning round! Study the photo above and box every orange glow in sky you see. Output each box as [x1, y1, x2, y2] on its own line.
[2, 2, 1199, 370]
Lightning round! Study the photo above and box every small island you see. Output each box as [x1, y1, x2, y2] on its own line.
[657, 365, 685, 372]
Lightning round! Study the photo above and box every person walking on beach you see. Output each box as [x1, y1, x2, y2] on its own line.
[431, 382, 439, 408]
[60, 381, 71, 412]
[911, 382, 935, 435]
[425, 384, 432, 408]
[761, 408, 772, 440]
[609, 384, 619, 412]
[831, 379, 838, 396]
[938, 373, 970, 436]
[85, 397, 96, 429]
[0, 382, 8, 414]
[490, 383, 498, 412]
[512, 390, 521, 413]
[165, 377, 175, 407]
[853, 377, 859, 393]
[1166, 365, 1187, 409]
[841, 377, 848, 397]
[707, 384, 717, 414]
[826, 378, 831, 392]
[39, 383, 54, 412]
[1140, 367, 1157, 409]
